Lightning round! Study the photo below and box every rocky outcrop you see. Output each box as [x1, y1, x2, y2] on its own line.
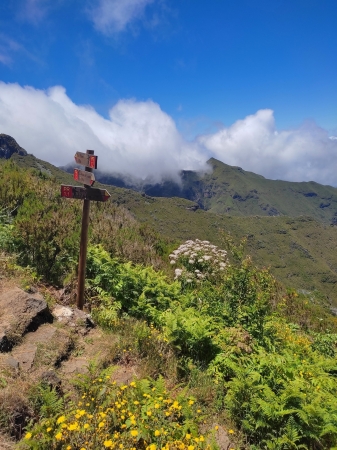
[0, 134, 27, 159]
[0, 288, 51, 351]
[0, 287, 98, 373]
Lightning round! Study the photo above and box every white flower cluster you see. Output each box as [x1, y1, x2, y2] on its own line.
[169, 239, 228, 283]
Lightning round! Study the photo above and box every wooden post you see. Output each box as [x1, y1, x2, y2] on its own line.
[76, 150, 94, 310]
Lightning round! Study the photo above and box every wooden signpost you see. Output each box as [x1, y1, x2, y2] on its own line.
[73, 168, 95, 186]
[61, 185, 110, 201]
[60, 150, 111, 310]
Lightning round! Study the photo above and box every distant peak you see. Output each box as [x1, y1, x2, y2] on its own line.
[0, 134, 27, 159]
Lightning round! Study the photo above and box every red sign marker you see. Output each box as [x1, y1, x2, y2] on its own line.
[74, 151, 98, 169]
[61, 185, 110, 202]
[74, 168, 95, 185]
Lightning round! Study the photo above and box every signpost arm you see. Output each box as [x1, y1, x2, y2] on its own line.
[76, 150, 94, 310]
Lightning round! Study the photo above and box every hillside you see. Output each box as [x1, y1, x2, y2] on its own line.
[89, 157, 337, 224]
[1, 142, 337, 450]
[0, 135, 337, 307]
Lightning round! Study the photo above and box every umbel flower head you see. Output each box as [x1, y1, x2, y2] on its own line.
[169, 239, 228, 285]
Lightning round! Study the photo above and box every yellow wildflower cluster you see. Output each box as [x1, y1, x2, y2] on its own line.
[273, 321, 311, 353]
[22, 375, 210, 450]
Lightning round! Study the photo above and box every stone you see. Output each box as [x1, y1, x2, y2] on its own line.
[9, 324, 69, 371]
[0, 355, 19, 370]
[11, 344, 37, 371]
[0, 288, 51, 352]
[52, 304, 94, 330]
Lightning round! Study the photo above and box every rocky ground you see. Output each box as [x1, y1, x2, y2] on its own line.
[0, 280, 233, 450]
[0, 282, 138, 449]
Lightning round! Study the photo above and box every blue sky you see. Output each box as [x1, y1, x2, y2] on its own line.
[0, 0, 336, 184]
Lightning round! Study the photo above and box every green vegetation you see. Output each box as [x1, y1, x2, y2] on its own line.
[17, 239, 337, 449]
[180, 158, 337, 221]
[1, 157, 337, 449]
[7, 153, 337, 305]
[20, 375, 209, 450]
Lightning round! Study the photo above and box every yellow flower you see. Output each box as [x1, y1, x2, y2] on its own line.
[84, 424, 89, 429]
[98, 421, 105, 428]
[186, 434, 191, 440]
[214, 426, 219, 431]
[104, 440, 114, 448]
[47, 427, 52, 432]
[57, 415, 66, 424]
[131, 430, 138, 437]
[147, 410, 152, 416]
[199, 436, 204, 442]
[188, 446, 195, 450]
[55, 432, 63, 440]
[121, 385, 128, 390]
[148, 445, 156, 450]
[229, 429, 234, 434]
[134, 401, 139, 405]
[188, 400, 194, 405]
[68, 423, 79, 431]
[130, 381, 136, 387]
[155, 430, 161, 436]
[66, 446, 72, 450]
[155, 403, 160, 409]
[24, 432, 32, 440]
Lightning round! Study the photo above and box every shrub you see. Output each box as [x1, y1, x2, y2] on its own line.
[169, 239, 228, 289]
[20, 373, 211, 450]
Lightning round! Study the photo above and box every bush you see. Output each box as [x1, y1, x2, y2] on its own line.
[20, 373, 211, 450]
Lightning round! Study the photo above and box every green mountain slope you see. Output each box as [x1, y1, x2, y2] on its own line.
[143, 158, 337, 223]
[6, 151, 337, 307]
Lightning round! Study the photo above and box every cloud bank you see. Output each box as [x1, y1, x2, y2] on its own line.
[0, 82, 208, 182]
[0, 82, 336, 185]
[198, 110, 337, 185]
[89, 0, 155, 35]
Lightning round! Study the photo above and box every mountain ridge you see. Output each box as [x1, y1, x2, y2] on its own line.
[61, 155, 337, 224]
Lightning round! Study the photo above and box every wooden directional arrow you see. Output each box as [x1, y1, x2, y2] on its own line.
[61, 185, 110, 202]
[74, 151, 98, 169]
[74, 168, 95, 186]
[63, 149, 102, 311]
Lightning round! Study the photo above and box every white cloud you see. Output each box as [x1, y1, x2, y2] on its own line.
[89, 0, 155, 34]
[198, 109, 337, 186]
[0, 82, 208, 182]
[0, 82, 336, 185]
